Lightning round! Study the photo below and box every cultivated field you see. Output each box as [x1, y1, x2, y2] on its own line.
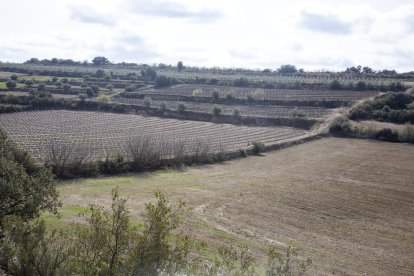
[112, 97, 332, 118]
[133, 84, 380, 102]
[0, 110, 307, 162]
[54, 138, 414, 275]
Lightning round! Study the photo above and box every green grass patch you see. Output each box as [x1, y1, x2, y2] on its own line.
[0, 82, 24, 90]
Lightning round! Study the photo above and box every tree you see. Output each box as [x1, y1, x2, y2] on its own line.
[329, 80, 342, 90]
[10, 75, 18, 81]
[141, 67, 157, 81]
[96, 69, 105, 78]
[63, 84, 71, 93]
[177, 61, 184, 71]
[91, 85, 100, 94]
[0, 129, 59, 231]
[85, 87, 95, 97]
[92, 56, 110, 66]
[277, 65, 298, 74]
[212, 89, 220, 101]
[362, 66, 374, 74]
[5, 80, 16, 90]
[37, 83, 46, 91]
[213, 105, 222, 116]
[355, 81, 367, 91]
[155, 76, 175, 87]
[177, 102, 186, 114]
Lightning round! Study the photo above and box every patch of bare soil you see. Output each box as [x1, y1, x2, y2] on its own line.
[60, 138, 414, 275]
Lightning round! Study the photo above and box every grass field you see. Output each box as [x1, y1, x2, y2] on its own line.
[52, 137, 414, 275]
[0, 82, 24, 90]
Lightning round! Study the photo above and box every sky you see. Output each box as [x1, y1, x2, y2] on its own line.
[0, 0, 414, 71]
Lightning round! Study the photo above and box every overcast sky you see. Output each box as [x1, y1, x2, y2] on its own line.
[1, 0, 413, 71]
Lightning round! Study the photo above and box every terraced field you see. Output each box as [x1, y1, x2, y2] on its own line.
[136, 84, 380, 102]
[112, 97, 332, 118]
[0, 110, 307, 162]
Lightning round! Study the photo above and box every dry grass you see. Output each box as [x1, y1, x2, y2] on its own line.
[56, 138, 414, 275]
[352, 120, 413, 132]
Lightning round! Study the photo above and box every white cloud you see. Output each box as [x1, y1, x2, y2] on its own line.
[0, 0, 413, 71]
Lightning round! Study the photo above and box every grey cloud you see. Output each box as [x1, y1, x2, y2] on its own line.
[112, 35, 159, 62]
[299, 11, 352, 35]
[127, 1, 222, 23]
[70, 7, 115, 26]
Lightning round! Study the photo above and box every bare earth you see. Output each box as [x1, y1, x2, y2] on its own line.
[58, 137, 414, 275]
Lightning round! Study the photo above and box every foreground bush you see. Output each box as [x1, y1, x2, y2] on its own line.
[0, 189, 312, 275]
[0, 129, 59, 231]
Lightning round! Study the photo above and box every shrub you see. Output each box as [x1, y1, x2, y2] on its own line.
[247, 94, 255, 102]
[252, 141, 265, 154]
[85, 87, 94, 97]
[277, 64, 298, 74]
[0, 129, 59, 228]
[212, 89, 220, 101]
[99, 154, 129, 174]
[355, 81, 367, 91]
[125, 85, 136, 92]
[375, 128, 399, 142]
[106, 84, 114, 91]
[192, 89, 203, 97]
[37, 83, 46, 91]
[10, 74, 18, 81]
[177, 102, 186, 114]
[128, 137, 163, 171]
[234, 77, 249, 87]
[290, 108, 307, 118]
[400, 125, 414, 143]
[96, 94, 110, 103]
[156, 75, 176, 87]
[78, 93, 87, 101]
[226, 93, 234, 100]
[253, 89, 265, 100]
[143, 96, 152, 107]
[213, 105, 222, 116]
[159, 102, 167, 114]
[329, 80, 342, 90]
[4, 92, 17, 102]
[91, 84, 100, 94]
[6, 80, 17, 90]
[233, 108, 241, 118]
[329, 116, 352, 135]
[63, 83, 71, 93]
[95, 69, 105, 78]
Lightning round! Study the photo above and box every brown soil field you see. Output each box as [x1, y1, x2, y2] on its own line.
[56, 137, 414, 275]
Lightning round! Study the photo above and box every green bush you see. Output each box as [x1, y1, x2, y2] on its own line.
[375, 128, 399, 142]
[99, 154, 129, 175]
[213, 105, 222, 116]
[329, 80, 342, 90]
[329, 116, 352, 135]
[252, 141, 265, 154]
[400, 125, 414, 143]
[143, 96, 152, 107]
[159, 102, 167, 114]
[177, 102, 186, 114]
